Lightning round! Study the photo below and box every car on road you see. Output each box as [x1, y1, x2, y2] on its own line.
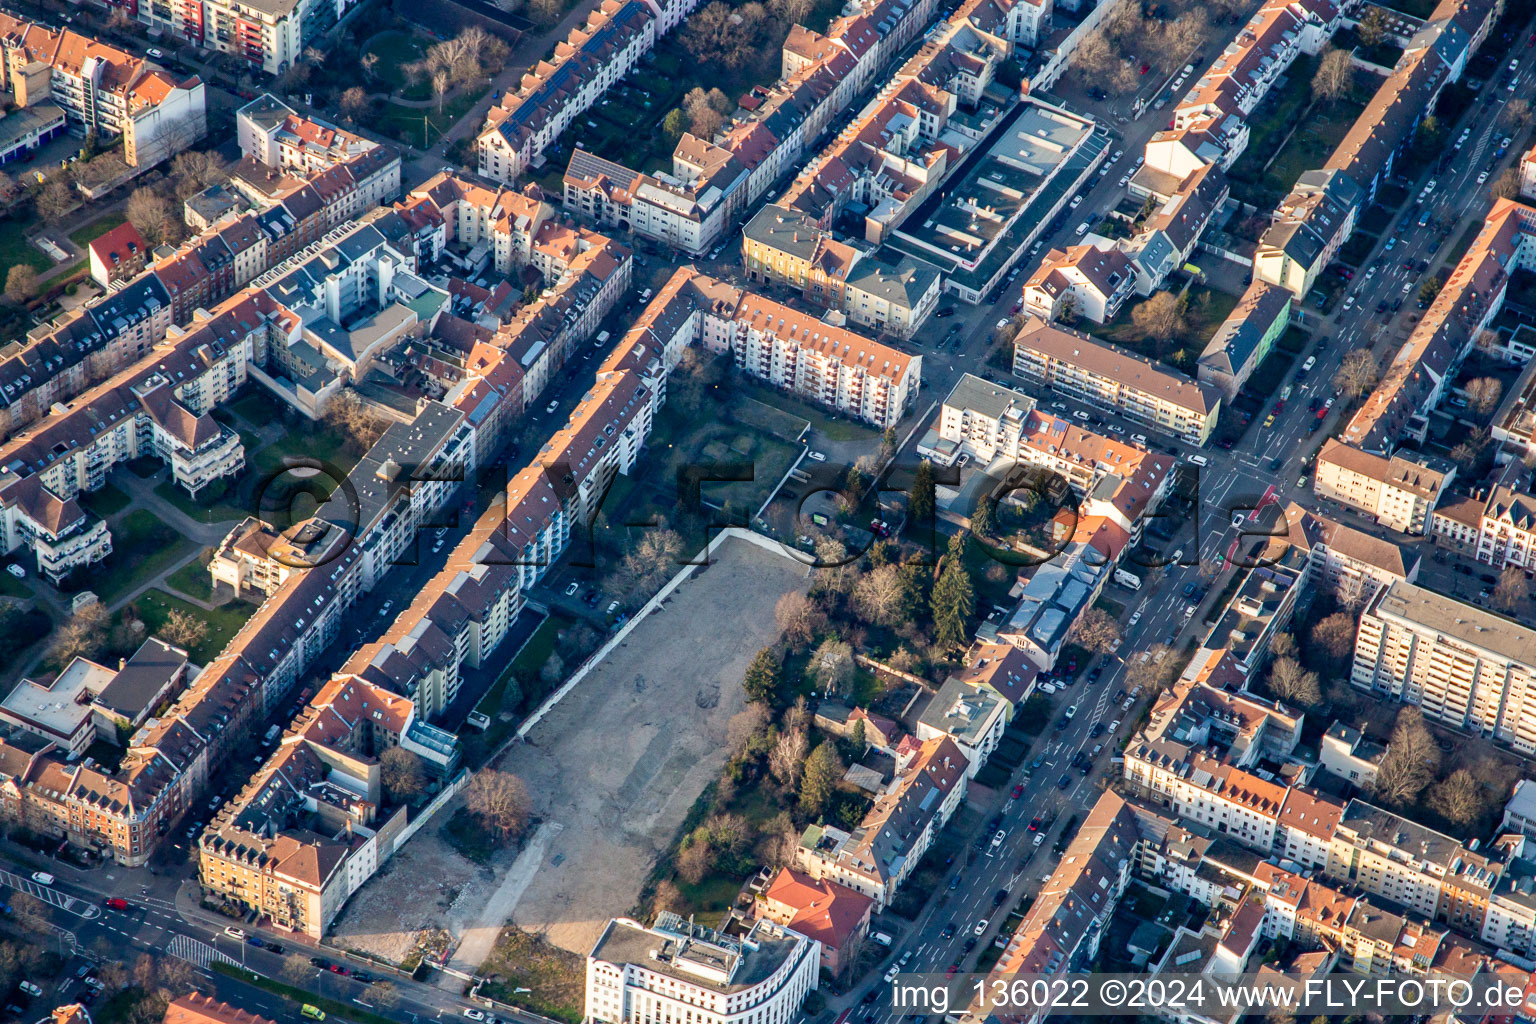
[1058, 774, 1071, 789]
[807, 450, 826, 462]
[310, 957, 330, 969]
[147, 47, 165, 58]
[30, 872, 53, 885]
[1011, 783, 1024, 798]
[1402, 280, 1413, 293]
[223, 927, 246, 940]
[5, 564, 24, 578]
[1074, 221, 1090, 236]
[1029, 816, 1042, 831]
[1089, 722, 1105, 738]
[993, 889, 1008, 906]
[1478, 170, 1489, 183]
[1034, 832, 1047, 846]
[248, 935, 265, 948]
[545, 400, 560, 414]
[942, 922, 956, 939]
[267, 943, 285, 955]
[884, 965, 900, 982]
[990, 829, 1006, 849]
[1070, 195, 1083, 209]
[464, 1011, 487, 1022]
[946, 964, 959, 979]
[103, 897, 129, 910]
[328, 964, 349, 975]
[974, 918, 990, 935]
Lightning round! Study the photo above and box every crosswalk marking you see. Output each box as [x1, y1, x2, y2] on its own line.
[0, 869, 99, 918]
[167, 934, 238, 970]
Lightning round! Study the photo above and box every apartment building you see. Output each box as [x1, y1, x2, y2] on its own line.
[1011, 318, 1221, 445]
[1281, 502, 1421, 605]
[741, 207, 942, 340]
[0, 637, 189, 754]
[1197, 282, 1292, 402]
[1022, 245, 1138, 324]
[88, 221, 150, 290]
[1353, 581, 1536, 753]
[478, 0, 683, 183]
[1313, 439, 1455, 534]
[1253, 169, 1364, 299]
[720, 290, 919, 429]
[915, 678, 1008, 776]
[1318, 723, 1385, 789]
[1478, 484, 1536, 569]
[135, 0, 357, 77]
[754, 868, 874, 979]
[0, 298, 258, 581]
[0, 13, 206, 167]
[586, 913, 820, 1024]
[794, 736, 967, 908]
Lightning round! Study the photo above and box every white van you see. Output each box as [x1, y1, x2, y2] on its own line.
[595, 330, 610, 348]
[1187, 454, 1209, 466]
[1074, 221, 1090, 237]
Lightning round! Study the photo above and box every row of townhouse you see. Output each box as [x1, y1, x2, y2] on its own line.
[1431, 480, 1536, 569]
[915, 373, 1175, 668]
[793, 735, 969, 909]
[477, 0, 699, 184]
[1313, 437, 1457, 534]
[1342, 198, 1536, 462]
[1155, 0, 1341, 177]
[130, 0, 361, 77]
[1026, 157, 1230, 327]
[741, 205, 942, 342]
[0, 11, 206, 167]
[195, 496, 537, 936]
[1009, 316, 1222, 445]
[1121, 691, 1536, 957]
[562, 0, 938, 256]
[0, 96, 400, 441]
[1189, 0, 1494, 408]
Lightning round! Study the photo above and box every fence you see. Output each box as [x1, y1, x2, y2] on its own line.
[388, 768, 470, 854]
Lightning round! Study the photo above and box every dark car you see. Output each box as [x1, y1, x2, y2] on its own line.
[247, 936, 265, 948]
[310, 958, 330, 969]
[935, 306, 956, 318]
[1089, 722, 1105, 739]
[993, 889, 1008, 906]
[1029, 817, 1042, 831]
[267, 943, 286, 955]
[942, 922, 956, 939]
[1058, 774, 1071, 789]
[964, 938, 978, 953]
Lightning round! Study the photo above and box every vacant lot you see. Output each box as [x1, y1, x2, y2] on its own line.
[330, 536, 810, 964]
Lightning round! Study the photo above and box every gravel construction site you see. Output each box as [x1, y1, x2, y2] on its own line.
[329, 536, 811, 966]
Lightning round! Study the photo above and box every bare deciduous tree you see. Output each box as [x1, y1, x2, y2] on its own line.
[769, 727, 809, 786]
[1430, 768, 1487, 826]
[854, 563, 907, 626]
[158, 608, 208, 651]
[774, 591, 824, 649]
[1267, 656, 1322, 707]
[1334, 349, 1380, 399]
[1131, 292, 1187, 344]
[4, 265, 36, 304]
[1465, 377, 1505, 417]
[381, 746, 428, 804]
[464, 769, 532, 841]
[1311, 46, 1354, 104]
[1071, 608, 1122, 655]
[1372, 708, 1440, 804]
[1494, 565, 1531, 615]
[126, 187, 172, 246]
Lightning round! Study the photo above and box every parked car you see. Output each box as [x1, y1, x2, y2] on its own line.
[30, 873, 53, 886]
[223, 927, 246, 941]
[974, 918, 990, 936]
[5, 564, 24, 578]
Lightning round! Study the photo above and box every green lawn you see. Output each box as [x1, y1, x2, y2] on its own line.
[165, 554, 215, 602]
[154, 479, 249, 525]
[362, 30, 434, 100]
[80, 481, 131, 518]
[732, 378, 879, 442]
[135, 588, 258, 664]
[0, 570, 30, 598]
[74, 509, 197, 603]
[0, 215, 50, 274]
[364, 93, 479, 150]
[68, 212, 127, 249]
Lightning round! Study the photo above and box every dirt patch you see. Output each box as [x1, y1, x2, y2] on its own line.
[329, 536, 810, 964]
